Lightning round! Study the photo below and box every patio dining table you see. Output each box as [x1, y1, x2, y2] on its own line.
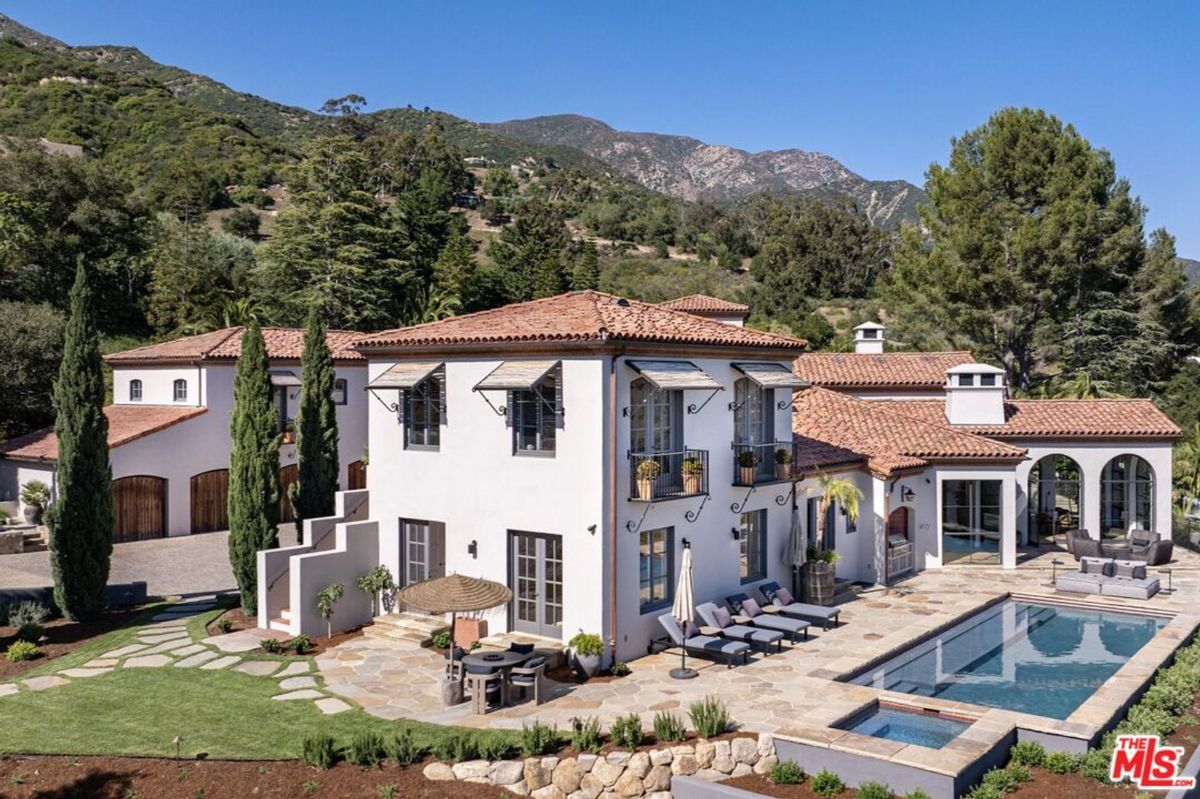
[461, 649, 529, 710]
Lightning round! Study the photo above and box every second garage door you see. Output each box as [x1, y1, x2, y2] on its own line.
[112, 475, 166, 543]
[190, 469, 229, 533]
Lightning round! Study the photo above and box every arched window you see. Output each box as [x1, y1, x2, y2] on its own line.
[129, 379, 143, 402]
[1027, 454, 1082, 544]
[173, 379, 188, 402]
[1101, 455, 1154, 536]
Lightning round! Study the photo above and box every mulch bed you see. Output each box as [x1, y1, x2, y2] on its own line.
[205, 607, 363, 657]
[0, 606, 149, 680]
[0, 755, 518, 799]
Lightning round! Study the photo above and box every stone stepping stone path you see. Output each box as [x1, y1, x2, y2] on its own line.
[234, 661, 281, 677]
[170, 644, 207, 657]
[0, 683, 19, 697]
[100, 643, 149, 659]
[23, 675, 69, 691]
[315, 697, 351, 715]
[126, 654, 173, 668]
[84, 658, 118, 668]
[175, 651, 220, 668]
[273, 689, 324, 701]
[279, 676, 317, 690]
[59, 667, 112, 678]
[200, 655, 241, 671]
[277, 661, 311, 678]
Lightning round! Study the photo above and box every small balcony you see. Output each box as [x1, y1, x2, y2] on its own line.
[630, 449, 709, 502]
[732, 442, 795, 486]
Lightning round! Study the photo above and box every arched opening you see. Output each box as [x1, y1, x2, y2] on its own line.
[1101, 455, 1154, 539]
[886, 506, 914, 580]
[112, 475, 166, 542]
[1027, 454, 1082, 546]
[190, 469, 229, 533]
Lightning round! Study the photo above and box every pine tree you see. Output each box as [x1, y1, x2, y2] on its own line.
[227, 323, 280, 614]
[289, 308, 340, 530]
[431, 229, 477, 304]
[570, 241, 601, 291]
[47, 259, 112, 620]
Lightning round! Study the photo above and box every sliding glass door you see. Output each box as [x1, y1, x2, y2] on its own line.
[942, 480, 1002, 565]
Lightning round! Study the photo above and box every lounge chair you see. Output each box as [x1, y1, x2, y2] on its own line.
[695, 602, 784, 653]
[656, 614, 750, 668]
[725, 592, 809, 642]
[1056, 557, 1160, 600]
[758, 581, 841, 629]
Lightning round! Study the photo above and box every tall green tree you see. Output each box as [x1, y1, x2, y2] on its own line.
[489, 198, 570, 301]
[570, 240, 601, 291]
[47, 260, 112, 620]
[227, 323, 280, 614]
[288, 309, 340, 530]
[147, 213, 256, 334]
[256, 136, 410, 330]
[883, 108, 1148, 392]
[0, 301, 65, 439]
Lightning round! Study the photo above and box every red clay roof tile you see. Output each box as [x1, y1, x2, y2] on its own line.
[0, 406, 208, 462]
[657, 294, 750, 315]
[884, 399, 1181, 440]
[793, 351, 975, 389]
[105, 328, 365, 364]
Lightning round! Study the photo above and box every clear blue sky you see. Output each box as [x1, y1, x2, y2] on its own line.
[7, 1, 1199, 255]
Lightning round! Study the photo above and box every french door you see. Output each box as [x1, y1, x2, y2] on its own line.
[401, 519, 445, 586]
[509, 531, 563, 638]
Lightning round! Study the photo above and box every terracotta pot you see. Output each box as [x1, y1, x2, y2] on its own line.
[739, 466, 756, 485]
[453, 617, 488, 649]
[775, 463, 791, 480]
[637, 478, 655, 501]
[683, 474, 701, 495]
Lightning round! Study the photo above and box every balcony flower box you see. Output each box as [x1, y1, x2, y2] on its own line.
[682, 456, 704, 495]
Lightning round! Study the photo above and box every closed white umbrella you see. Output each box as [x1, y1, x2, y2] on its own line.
[785, 497, 806, 596]
[670, 543, 698, 680]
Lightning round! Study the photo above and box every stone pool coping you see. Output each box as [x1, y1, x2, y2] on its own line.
[771, 589, 1199, 780]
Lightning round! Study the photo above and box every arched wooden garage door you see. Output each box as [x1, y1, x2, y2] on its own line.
[112, 476, 166, 543]
[190, 469, 229, 533]
[347, 460, 366, 491]
[279, 464, 297, 523]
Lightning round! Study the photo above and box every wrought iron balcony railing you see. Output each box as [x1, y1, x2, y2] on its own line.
[629, 448, 709, 501]
[732, 441, 795, 486]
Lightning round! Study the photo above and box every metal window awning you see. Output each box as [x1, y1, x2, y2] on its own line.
[367, 361, 443, 390]
[627, 360, 721, 391]
[269, 370, 301, 387]
[733, 362, 809, 390]
[474, 360, 559, 392]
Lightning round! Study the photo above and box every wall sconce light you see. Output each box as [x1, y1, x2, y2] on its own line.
[467, 540, 478, 559]
[730, 527, 741, 541]
[587, 524, 597, 536]
[901, 487, 915, 502]
[681, 537, 691, 550]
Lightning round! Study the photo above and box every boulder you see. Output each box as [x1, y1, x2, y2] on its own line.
[753, 755, 778, 775]
[670, 754, 698, 776]
[525, 758, 554, 791]
[757, 732, 775, 757]
[577, 753, 599, 773]
[606, 751, 632, 767]
[642, 765, 671, 793]
[491, 760, 527, 786]
[590, 759, 626, 787]
[731, 763, 753, 777]
[646, 793, 673, 799]
[614, 771, 644, 798]
[713, 740, 732, 761]
[695, 768, 726, 782]
[578, 773, 605, 799]
[670, 745, 696, 758]
[626, 752, 650, 779]
[731, 736, 758, 764]
[423, 762, 455, 781]
[451, 760, 491, 781]
[648, 748, 672, 767]
[693, 741, 715, 768]
[531, 786, 565, 799]
[711, 754, 736, 774]
[553, 758, 582, 794]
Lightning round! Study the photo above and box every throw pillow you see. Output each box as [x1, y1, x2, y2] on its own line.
[683, 620, 700, 640]
[712, 607, 733, 628]
[740, 598, 762, 617]
[775, 587, 795, 606]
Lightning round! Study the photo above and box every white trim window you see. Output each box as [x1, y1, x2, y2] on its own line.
[405, 371, 442, 449]
[129, 379, 143, 402]
[511, 368, 560, 455]
[639, 526, 674, 613]
[332, 378, 348, 406]
[173, 379, 188, 402]
[739, 509, 766, 583]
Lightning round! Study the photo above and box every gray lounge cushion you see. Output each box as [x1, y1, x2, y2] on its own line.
[1102, 577, 1160, 600]
[723, 623, 783, 646]
[1080, 557, 1113, 576]
[1129, 529, 1158, 547]
[1114, 559, 1148, 580]
[658, 614, 750, 656]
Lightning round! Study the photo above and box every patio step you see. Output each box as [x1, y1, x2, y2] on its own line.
[832, 579, 865, 605]
[21, 530, 46, 552]
[364, 612, 447, 647]
[268, 608, 292, 633]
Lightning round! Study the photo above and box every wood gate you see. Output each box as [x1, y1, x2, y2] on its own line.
[190, 469, 229, 533]
[347, 460, 366, 490]
[279, 464, 297, 523]
[112, 475, 166, 542]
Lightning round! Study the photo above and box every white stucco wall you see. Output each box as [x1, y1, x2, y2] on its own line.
[113, 365, 206, 407]
[0, 460, 57, 516]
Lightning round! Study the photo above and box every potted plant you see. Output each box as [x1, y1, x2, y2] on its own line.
[737, 450, 760, 485]
[802, 475, 861, 606]
[19, 480, 50, 525]
[636, 459, 662, 501]
[774, 448, 793, 480]
[802, 548, 840, 606]
[682, 456, 704, 495]
[454, 613, 488, 650]
[568, 630, 605, 678]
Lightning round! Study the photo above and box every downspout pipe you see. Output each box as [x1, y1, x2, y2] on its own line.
[608, 349, 623, 665]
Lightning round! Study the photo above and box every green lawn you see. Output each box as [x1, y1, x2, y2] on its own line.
[3, 601, 521, 759]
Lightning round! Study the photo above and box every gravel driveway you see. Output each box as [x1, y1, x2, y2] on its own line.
[0, 526, 298, 598]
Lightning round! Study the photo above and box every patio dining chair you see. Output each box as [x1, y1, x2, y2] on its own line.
[464, 664, 504, 715]
[508, 655, 547, 705]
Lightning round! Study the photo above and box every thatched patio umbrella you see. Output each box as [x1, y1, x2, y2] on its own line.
[394, 573, 512, 645]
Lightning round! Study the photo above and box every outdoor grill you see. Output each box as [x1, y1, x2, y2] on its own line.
[888, 533, 914, 578]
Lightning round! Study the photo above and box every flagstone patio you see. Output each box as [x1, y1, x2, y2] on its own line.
[315, 546, 1200, 736]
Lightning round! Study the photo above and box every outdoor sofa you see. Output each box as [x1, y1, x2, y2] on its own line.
[1056, 556, 1160, 600]
[757, 581, 842, 629]
[1065, 528, 1174, 566]
[724, 592, 810, 642]
[655, 614, 751, 668]
[695, 602, 785, 653]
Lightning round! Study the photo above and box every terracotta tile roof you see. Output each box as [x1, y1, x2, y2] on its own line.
[793, 351, 976, 389]
[105, 328, 365, 364]
[792, 387, 1026, 477]
[355, 291, 805, 353]
[0, 406, 208, 462]
[657, 294, 750, 316]
[884, 399, 1182, 440]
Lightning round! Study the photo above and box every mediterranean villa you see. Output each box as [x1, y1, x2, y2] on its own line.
[239, 292, 1180, 663]
[0, 327, 368, 540]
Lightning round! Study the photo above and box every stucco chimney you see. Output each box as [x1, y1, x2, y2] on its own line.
[944, 364, 1007, 425]
[854, 322, 886, 354]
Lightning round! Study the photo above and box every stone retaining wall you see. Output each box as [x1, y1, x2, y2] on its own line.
[422, 733, 777, 798]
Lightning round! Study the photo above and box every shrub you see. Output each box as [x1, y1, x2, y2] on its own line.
[216, 618, 234, 634]
[769, 760, 806, 785]
[609, 713, 644, 752]
[901, 790, 932, 799]
[300, 733, 337, 769]
[1044, 751, 1078, 774]
[1123, 704, 1178, 738]
[5, 640, 40, 662]
[688, 695, 730, 738]
[0, 601, 7, 626]
[610, 661, 631, 677]
[289, 635, 313, 654]
[964, 785, 1003, 799]
[9, 601, 49, 628]
[570, 716, 603, 753]
[568, 631, 604, 657]
[810, 769, 845, 798]
[478, 735, 512, 761]
[260, 637, 283, 654]
[376, 785, 397, 799]
[386, 728, 421, 767]
[1008, 740, 1046, 767]
[346, 730, 385, 767]
[15, 623, 44, 643]
[1080, 735, 1117, 781]
[518, 721, 559, 757]
[980, 765, 1031, 793]
[431, 631, 451, 650]
[432, 732, 477, 763]
[856, 782, 893, 799]
[652, 711, 686, 743]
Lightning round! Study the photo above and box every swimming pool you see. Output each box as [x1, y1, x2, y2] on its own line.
[837, 704, 971, 749]
[848, 599, 1168, 720]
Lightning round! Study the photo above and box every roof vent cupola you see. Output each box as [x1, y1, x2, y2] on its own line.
[853, 322, 886, 354]
[944, 363, 1007, 425]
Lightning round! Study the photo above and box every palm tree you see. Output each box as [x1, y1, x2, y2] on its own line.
[813, 474, 862, 553]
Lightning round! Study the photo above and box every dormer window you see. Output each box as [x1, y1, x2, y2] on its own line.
[129, 379, 143, 402]
[959, 374, 974, 387]
[173, 379, 188, 402]
[980, 374, 997, 387]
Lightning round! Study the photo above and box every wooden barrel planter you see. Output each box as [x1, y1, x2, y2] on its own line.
[803, 561, 836, 607]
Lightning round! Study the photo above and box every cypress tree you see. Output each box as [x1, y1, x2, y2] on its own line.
[288, 307, 340, 530]
[227, 323, 280, 614]
[48, 260, 113, 620]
